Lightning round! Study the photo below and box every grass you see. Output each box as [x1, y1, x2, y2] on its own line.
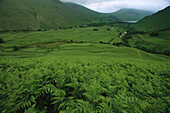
[0, 26, 169, 60]
[0, 25, 169, 113]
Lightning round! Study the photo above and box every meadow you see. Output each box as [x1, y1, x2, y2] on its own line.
[0, 26, 170, 113]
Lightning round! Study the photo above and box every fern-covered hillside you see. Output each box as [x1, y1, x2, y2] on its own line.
[0, 55, 169, 113]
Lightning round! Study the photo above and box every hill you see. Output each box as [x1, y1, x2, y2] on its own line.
[0, 0, 117, 31]
[133, 6, 170, 31]
[110, 8, 153, 21]
[65, 2, 106, 18]
[126, 6, 170, 56]
[0, 25, 169, 113]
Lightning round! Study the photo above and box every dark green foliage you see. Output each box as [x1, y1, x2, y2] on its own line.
[107, 28, 111, 31]
[13, 46, 19, 51]
[93, 29, 98, 31]
[0, 38, 3, 43]
[99, 41, 104, 44]
[0, 57, 169, 113]
[150, 32, 159, 37]
[70, 40, 73, 43]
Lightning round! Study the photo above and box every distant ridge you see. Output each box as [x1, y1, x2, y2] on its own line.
[110, 8, 153, 21]
[0, 0, 117, 31]
[134, 6, 170, 31]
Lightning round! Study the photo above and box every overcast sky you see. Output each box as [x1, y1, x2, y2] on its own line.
[60, 0, 170, 13]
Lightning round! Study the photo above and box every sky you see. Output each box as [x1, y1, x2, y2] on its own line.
[60, 0, 170, 13]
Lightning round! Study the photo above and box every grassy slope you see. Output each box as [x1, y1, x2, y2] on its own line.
[0, 25, 169, 112]
[0, 26, 168, 60]
[124, 6, 170, 55]
[0, 0, 116, 31]
[133, 6, 170, 31]
[110, 9, 153, 21]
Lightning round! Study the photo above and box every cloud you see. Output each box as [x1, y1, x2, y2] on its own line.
[60, 0, 170, 13]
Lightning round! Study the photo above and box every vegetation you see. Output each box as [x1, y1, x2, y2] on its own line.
[133, 6, 170, 31]
[110, 8, 153, 21]
[0, 0, 118, 31]
[0, 0, 154, 31]
[0, 55, 169, 113]
[0, 23, 169, 112]
[150, 32, 159, 37]
[125, 6, 170, 56]
[13, 46, 19, 51]
[0, 2, 169, 113]
[0, 38, 4, 43]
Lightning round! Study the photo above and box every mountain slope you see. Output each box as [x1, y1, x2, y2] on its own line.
[65, 2, 118, 22]
[0, 0, 117, 31]
[130, 6, 170, 56]
[111, 9, 153, 21]
[65, 2, 103, 18]
[133, 6, 170, 31]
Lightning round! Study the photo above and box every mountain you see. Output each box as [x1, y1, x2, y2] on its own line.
[65, 2, 105, 19]
[111, 9, 153, 21]
[0, 0, 117, 31]
[133, 6, 170, 31]
[131, 6, 170, 56]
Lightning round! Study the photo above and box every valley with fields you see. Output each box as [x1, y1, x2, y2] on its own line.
[0, 0, 170, 113]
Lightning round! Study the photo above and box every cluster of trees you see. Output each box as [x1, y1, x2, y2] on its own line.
[0, 29, 48, 33]
[99, 41, 109, 44]
[112, 42, 126, 46]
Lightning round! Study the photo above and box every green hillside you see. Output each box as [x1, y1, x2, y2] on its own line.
[0, 0, 117, 31]
[110, 8, 153, 21]
[134, 6, 170, 31]
[0, 1, 169, 112]
[122, 6, 170, 56]
[65, 2, 106, 18]
[0, 25, 169, 113]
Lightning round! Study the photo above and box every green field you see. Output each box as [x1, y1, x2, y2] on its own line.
[0, 25, 170, 113]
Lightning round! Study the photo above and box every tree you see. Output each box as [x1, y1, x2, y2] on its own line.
[0, 38, 4, 43]
[70, 40, 73, 43]
[93, 29, 98, 31]
[150, 32, 159, 37]
[107, 28, 111, 31]
[13, 46, 19, 51]
[99, 41, 104, 44]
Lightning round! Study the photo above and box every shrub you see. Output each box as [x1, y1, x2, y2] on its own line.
[93, 29, 98, 31]
[37, 29, 42, 31]
[0, 38, 4, 43]
[107, 28, 111, 31]
[99, 41, 104, 44]
[150, 32, 159, 37]
[13, 46, 19, 51]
